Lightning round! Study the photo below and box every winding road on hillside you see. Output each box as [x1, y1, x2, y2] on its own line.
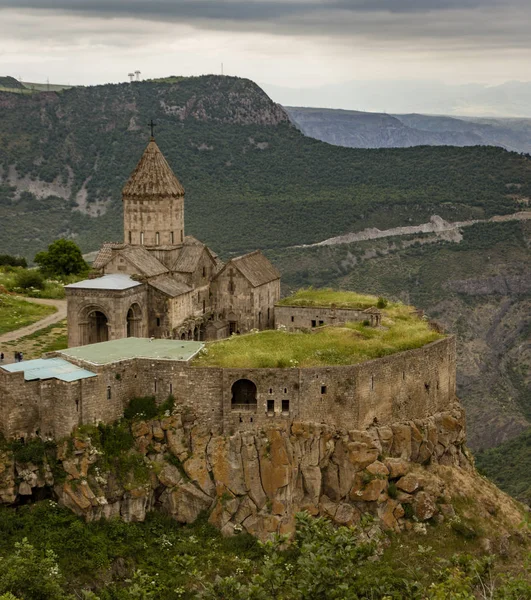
[0, 297, 67, 344]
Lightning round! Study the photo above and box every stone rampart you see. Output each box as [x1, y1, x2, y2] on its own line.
[0, 337, 455, 441]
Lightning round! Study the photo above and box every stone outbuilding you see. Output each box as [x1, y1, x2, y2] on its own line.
[66, 136, 280, 347]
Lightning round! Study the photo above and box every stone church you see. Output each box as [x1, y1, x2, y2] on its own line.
[65, 136, 281, 347]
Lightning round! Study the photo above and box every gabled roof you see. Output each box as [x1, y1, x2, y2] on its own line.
[92, 242, 124, 269]
[171, 238, 217, 274]
[172, 244, 205, 273]
[119, 246, 168, 277]
[149, 276, 192, 298]
[66, 274, 142, 291]
[222, 250, 280, 288]
[122, 138, 185, 198]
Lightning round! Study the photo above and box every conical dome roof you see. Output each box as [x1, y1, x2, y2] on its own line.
[122, 139, 185, 198]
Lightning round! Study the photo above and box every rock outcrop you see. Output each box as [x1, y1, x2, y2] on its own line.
[0, 403, 481, 539]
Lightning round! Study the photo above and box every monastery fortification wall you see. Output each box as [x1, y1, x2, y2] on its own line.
[0, 337, 455, 441]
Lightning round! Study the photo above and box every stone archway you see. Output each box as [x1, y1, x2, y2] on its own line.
[127, 303, 143, 338]
[231, 379, 257, 412]
[78, 305, 110, 345]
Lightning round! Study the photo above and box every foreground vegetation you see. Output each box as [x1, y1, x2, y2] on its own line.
[0, 505, 528, 600]
[0, 294, 56, 336]
[195, 303, 442, 368]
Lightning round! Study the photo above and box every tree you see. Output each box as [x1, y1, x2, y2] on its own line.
[34, 239, 88, 278]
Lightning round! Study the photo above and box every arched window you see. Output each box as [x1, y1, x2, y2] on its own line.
[140, 231, 144, 245]
[231, 379, 257, 412]
[155, 232, 160, 245]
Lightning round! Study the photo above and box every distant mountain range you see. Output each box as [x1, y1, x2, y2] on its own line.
[285, 107, 531, 154]
[263, 80, 531, 119]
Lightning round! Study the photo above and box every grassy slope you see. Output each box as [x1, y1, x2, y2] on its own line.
[1, 320, 67, 358]
[0, 294, 55, 335]
[195, 306, 441, 368]
[1, 76, 531, 260]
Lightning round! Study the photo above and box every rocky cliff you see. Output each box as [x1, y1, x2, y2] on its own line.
[1, 402, 522, 541]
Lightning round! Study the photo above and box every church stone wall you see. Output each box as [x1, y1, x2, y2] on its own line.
[275, 305, 367, 331]
[123, 196, 184, 247]
[212, 271, 280, 334]
[66, 286, 148, 347]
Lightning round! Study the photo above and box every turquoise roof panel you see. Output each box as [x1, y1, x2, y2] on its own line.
[59, 338, 204, 365]
[1, 357, 96, 382]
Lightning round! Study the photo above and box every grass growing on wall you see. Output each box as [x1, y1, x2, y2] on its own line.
[194, 307, 442, 369]
[0, 294, 56, 335]
[277, 288, 394, 310]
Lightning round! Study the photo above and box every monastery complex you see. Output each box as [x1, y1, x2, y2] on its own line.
[65, 136, 281, 347]
[0, 137, 457, 445]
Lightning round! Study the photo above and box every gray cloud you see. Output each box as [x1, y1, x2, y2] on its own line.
[0, 0, 524, 24]
[1, 1, 530, 55]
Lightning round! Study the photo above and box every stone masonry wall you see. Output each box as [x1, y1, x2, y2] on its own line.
[0, 337, 455, 441]
[275, 305, 367, 331]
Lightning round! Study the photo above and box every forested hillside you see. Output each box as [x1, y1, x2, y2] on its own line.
[1, 75, 530, 260]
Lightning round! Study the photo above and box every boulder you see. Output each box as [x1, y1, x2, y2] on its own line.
[350, 477, 387, 502]
[414, 491, 436, 521]
[396, 473, 422, 494]
[334, 503, 361, 526]
[385, 458, 409, 479]
[391, 424, 412, 459]
[366, 461, 389, 477]
[157, 463, 182, 488]
[162, 482, 213, 524]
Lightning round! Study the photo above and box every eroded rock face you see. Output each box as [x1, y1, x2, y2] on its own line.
[0, 403, 472, 539]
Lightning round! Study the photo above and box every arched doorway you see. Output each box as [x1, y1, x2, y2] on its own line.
[231, 379, 257, 412]
[88, 310, 108, 344]
[127, 303, 143, 337]
[78, 305, 111, 346]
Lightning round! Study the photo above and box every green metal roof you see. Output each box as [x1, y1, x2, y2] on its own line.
[59, 338, 204, 365]
[1, 358, 96, 382]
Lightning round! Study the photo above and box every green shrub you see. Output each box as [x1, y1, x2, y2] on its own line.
[14, 270, 44, 290]
[377, 296, 388, 309]
[159, 395, 175, 415]
[123, 397, 158, 421]
[9, 439, 55, 465]
[97, 421, 134, 458]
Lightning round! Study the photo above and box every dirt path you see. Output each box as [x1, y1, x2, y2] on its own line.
[0, 297, 67, 344]
[293, 210, 531, 249]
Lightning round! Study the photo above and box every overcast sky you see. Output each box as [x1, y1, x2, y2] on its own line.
[0, 1, 529, 113]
